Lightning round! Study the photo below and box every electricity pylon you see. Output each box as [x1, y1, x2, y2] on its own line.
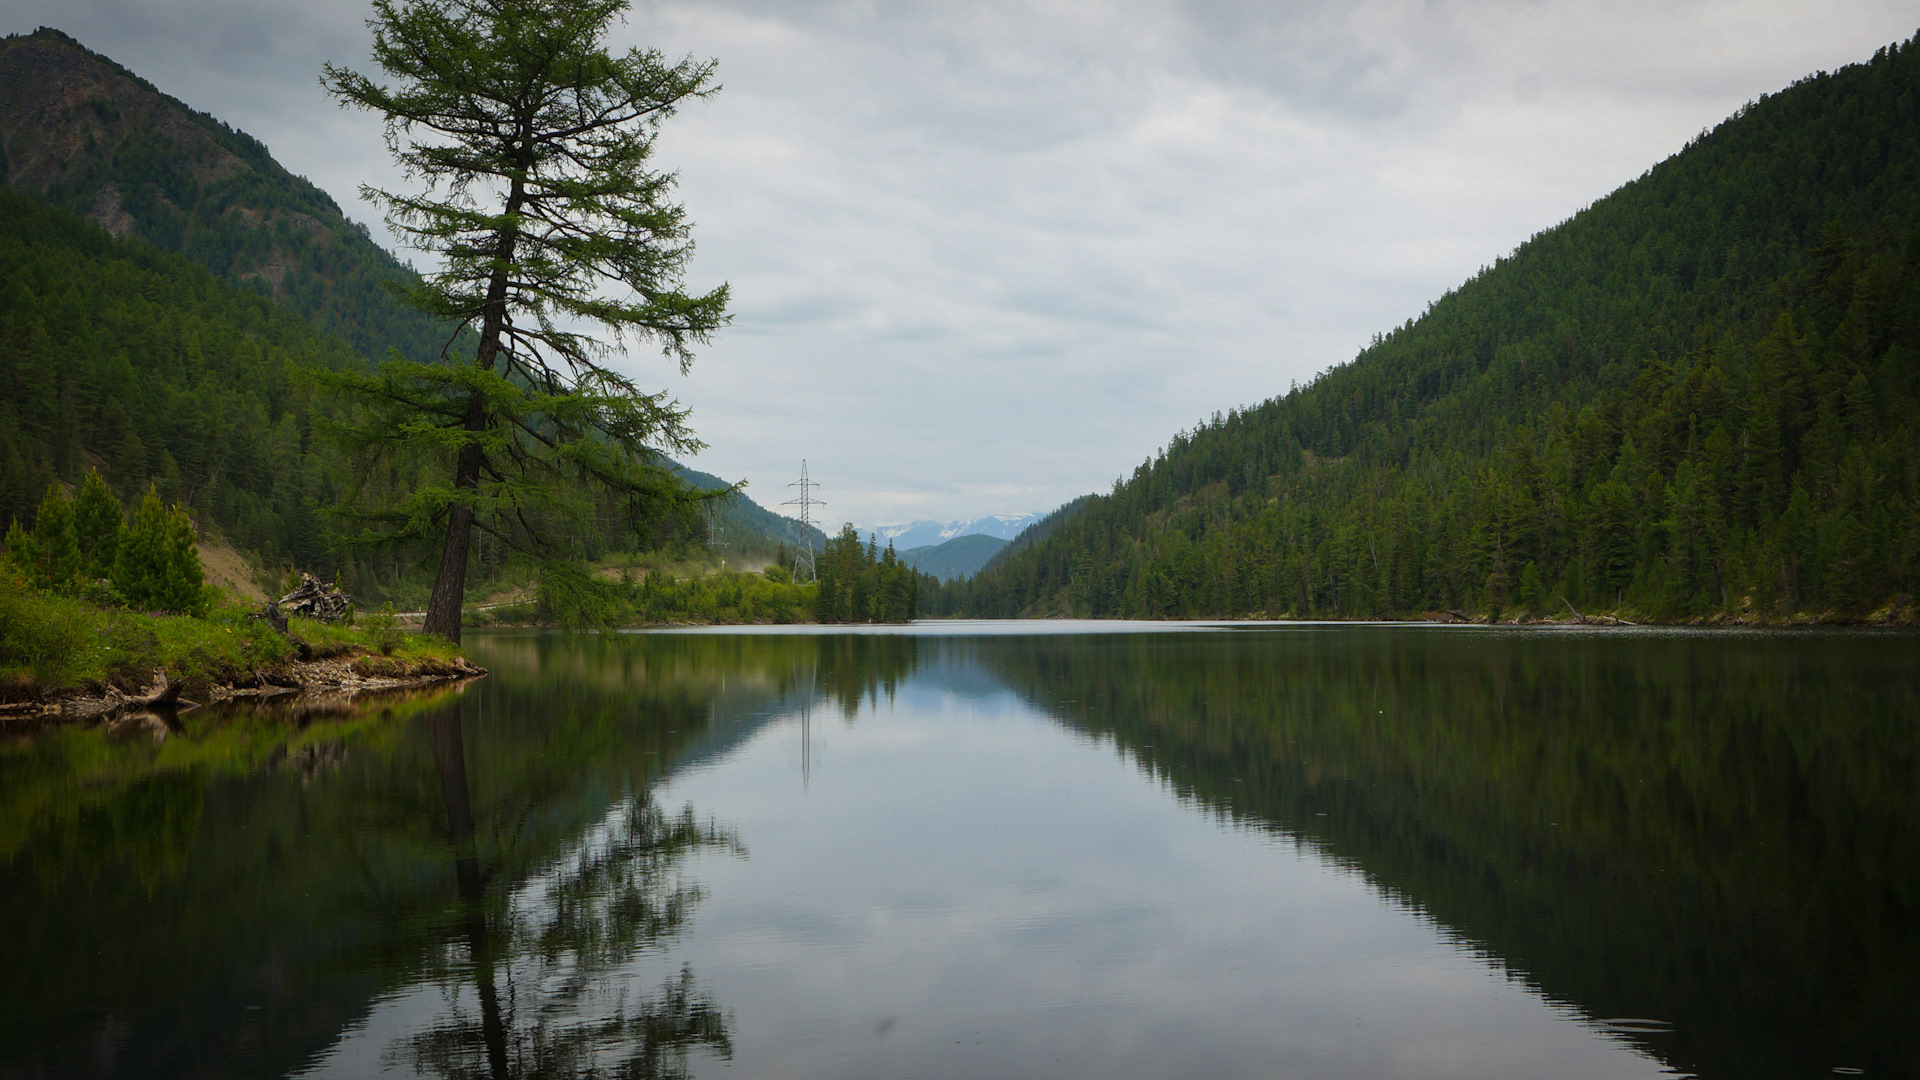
[783, 459, 824, 583]
[705, 501, 727, 571]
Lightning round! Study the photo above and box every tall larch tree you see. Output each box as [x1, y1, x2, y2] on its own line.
[322, 0, 730, 641]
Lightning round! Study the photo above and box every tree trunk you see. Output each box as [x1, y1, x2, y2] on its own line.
[422, 499, 475, 642]
[423, 392, 488, 643]
[422, 190, 521, 645]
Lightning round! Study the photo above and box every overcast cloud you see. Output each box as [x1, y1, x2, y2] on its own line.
[8, 1, 1918, 527]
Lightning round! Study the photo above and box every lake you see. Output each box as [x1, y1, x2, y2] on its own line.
[2, 622, 1916, 1079]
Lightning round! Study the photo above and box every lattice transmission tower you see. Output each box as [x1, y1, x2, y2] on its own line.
[783, 460, 824, 583]
[705, 501, 727, 571]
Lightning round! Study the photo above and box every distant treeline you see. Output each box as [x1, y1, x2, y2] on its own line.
[814, 525, 923, 623]
[929, 34, 1920, 622]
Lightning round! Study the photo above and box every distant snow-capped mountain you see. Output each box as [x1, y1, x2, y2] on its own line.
[860, 514, 1039, 550]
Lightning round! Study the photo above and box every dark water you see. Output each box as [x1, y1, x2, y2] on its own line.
[3, 623, 1917, 1079]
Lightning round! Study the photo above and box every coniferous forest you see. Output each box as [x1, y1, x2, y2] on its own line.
[5, 27, 1920, 624]
[0, 28, 814, 613]
[930, 36, 1920, 623]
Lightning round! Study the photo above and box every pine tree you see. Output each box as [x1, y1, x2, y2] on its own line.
[114, 487, 206, 614]
[72, 469, 124, 581]
[6, 485, 84, 594]
[160, 499, 206, 615]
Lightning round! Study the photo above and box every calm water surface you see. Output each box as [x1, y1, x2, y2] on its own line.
[3, 623, 1916, 1079]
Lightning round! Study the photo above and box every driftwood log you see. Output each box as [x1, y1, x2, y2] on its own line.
[116, 669, 195, 711]
[1562, 597, 1638, 626]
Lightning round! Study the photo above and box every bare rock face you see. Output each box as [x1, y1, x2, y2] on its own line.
[280, 573, 352, 623]
[0, 30, 258, 221]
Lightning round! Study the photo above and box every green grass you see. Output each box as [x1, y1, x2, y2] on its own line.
[0, 576, 460, 701]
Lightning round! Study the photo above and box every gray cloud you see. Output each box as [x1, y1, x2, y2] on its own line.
[7, 0, 1918, 527]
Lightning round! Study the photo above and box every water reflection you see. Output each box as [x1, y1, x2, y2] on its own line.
[0, 656, 752, 1080]
[956, 627, 1920, 1079]
[2, 626, 1915, 1080]
[395, 705, 737, 1080]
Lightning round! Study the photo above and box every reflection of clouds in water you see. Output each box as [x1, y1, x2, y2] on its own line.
[649, 653, 1678, 1080]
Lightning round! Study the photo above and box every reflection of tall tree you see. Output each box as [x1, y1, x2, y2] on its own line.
[409, 704, 739, 1079]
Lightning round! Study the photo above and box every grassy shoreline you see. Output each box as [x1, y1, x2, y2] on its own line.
[1, 578, 480, 718]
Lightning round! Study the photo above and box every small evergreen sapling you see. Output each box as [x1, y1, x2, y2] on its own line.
[72, 470, 124, 581]
[3, 485, 84, 594]
[113, 488, 206, 615]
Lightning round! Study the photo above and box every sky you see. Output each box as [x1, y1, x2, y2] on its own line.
[9, 1, 1919, 529]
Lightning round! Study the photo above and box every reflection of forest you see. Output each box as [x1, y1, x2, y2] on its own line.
[969, 629, 1920, 1080]
[0, 631, 922, 1078]
[0, 634, 862, 1078]
[8, 628, 1912, 1079]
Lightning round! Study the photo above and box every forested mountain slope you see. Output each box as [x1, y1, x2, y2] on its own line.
[937, 33, 1920, 622]
[0, 188, 802, 598]
[0, 187, 361, 571]
[900, 533, 1007, 581]
[0, 30, 811, 599]
[0, 28, 449, 367]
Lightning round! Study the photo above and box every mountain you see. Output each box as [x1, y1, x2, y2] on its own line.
[899, 533, 1007, 581]
[934, 33, 1920, 623]
[0, 30, 812, 600]
[0, 184, 365, 570]
[0, 28, 453, 368]
[865, 514, 1038, 551]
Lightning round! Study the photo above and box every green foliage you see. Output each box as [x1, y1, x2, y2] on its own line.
[935, 35, 1920, 623]
[527, 562, 815, 627]
[0, 574, 92, 689]
[362, 602, 405, 656]
[814, 524, 922, 623]
[71, 470, 124, 580]
[0, 570, 463, 696]
[6, 485, 84, 594]
[0, 576, 294, 694]
[320, 0, 731, 638]
[535, 562, 631, 631]
[111, 488, 206, 616]
[284, 613, 458, 666]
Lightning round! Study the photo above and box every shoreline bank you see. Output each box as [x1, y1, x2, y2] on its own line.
[1, 651, 487, 723]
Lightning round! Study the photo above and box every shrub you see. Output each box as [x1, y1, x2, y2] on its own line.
[0, 575, 90, 688]
[363, 603, 405, 656]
